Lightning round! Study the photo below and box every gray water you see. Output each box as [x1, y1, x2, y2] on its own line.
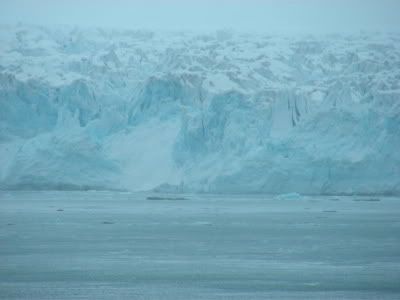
[1, 192, 400, 299]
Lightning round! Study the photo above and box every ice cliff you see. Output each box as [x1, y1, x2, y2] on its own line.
[0, 25, 399, 194]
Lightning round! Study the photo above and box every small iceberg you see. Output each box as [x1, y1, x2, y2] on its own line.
[275, 192, 302, 200]
[146, 196, 188, 201]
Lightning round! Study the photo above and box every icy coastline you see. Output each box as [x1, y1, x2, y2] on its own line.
[1, 25, 399, 194]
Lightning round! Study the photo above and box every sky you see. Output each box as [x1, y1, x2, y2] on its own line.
[0, 0, 399, 33]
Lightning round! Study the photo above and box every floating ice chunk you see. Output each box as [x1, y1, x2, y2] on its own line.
[276, 193, 303, 200]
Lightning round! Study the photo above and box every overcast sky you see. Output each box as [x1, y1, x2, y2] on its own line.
[1, 0, 399, 33]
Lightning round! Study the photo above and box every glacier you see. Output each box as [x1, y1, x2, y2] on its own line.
[0, 25, 399, 194]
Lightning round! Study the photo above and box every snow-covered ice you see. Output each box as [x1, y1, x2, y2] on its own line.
[1, 192, 400, 299]
[1, 25, 399, 194]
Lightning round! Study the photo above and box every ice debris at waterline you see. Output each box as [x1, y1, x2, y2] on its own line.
[147, 196, 188, 201]
[0, 25, 399, 194]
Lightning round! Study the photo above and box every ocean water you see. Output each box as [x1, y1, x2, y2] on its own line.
[1, 191, 399, 299]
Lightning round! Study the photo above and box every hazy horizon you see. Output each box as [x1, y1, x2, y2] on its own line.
[1, 0, 400, 34]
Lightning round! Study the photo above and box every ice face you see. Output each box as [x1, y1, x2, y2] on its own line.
[0, 25, 399, 194]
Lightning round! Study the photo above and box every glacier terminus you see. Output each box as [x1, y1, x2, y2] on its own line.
[0, 25, 399, 195]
